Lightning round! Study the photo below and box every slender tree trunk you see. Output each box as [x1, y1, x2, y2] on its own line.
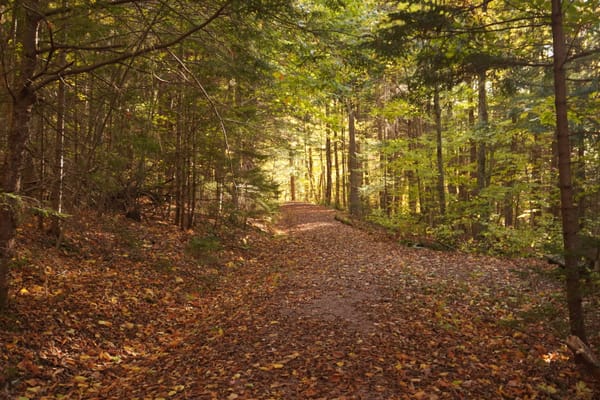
[434, 87, 446, 217]
[334, 130, 340, 208]
[308, 146, 315, 202]
[49, 0, 69, 239]
[504, 133, 518, 227]
[325, 136, 332, 205]
[38, 116, 47, 230]
[551, 0, 586, 342]
[472, 70, 489, 238]
[406, 119, 418, 214]
[341, 125, 347, 209]
[575, 135, 586, 227]
[303, 137, 310, 202]
[477, 70, 488, 193]
[289, 149, 296, 201]
[378, 117, 391, 216]
[174, 98, 184, 227]
[347, 102, 361, 216]
[530, 133, 543, 226]
[49, 71, 66, 239]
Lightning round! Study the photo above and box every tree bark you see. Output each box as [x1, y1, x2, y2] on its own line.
[49, 43, 67, 239]
[325, 136, 332, 205]
[472, 69, 489, 238]
[347, 102, 361, 216]
[551, 0, 587, 342]
[334, 129, 340, 208]
[434, 86, 446, 216]
[289, 148, 296, 201]
[476, 69, 488, 195]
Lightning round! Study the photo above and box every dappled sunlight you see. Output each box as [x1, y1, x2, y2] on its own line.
[542, 349, 570, 364]
[291, 221, 338, 232]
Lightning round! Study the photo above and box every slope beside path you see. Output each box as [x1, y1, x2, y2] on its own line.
[1, 202, 597, 399]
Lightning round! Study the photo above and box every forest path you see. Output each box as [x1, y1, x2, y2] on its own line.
[179, 202, 584, 399]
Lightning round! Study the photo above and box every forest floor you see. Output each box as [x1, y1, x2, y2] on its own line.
[1, 202, 599, 399]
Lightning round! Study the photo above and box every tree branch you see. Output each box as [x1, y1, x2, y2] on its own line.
[32, 0, 233, 91]
[42, 0, 146, 18]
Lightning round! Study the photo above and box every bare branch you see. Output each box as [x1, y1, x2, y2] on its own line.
[568, 46, 600, 63]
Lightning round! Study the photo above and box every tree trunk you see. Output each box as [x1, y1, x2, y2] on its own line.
[334, 129, 340, 208]
[504, 134, 518, 227]
[49, 71, 66, 239]
[551, 0, 587, 342]
[1, 94, 37, 309]
[308, 146, 315, 202]
[434, 86, 446, 217]
[347, 102, 361, 216]
[325, 136, 332, 205]
[472, 69, 489, 238]
[289, 148, 296, 201]
[378, 116, 391, 216]
[530, 133, 543, 227]
[477, 70, 488, 193]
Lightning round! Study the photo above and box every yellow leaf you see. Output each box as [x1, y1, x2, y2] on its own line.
[413, 391, 427, 400]
[19, 288, 30, 295]
[73, 376, 87, 382]
[271, 363, 284, 369]
[31, 285, 44, 293]
[336, 361, 344, 367]
[98, 320, 112, 327]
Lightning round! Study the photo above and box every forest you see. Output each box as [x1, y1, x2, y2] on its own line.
[1, 0, 600, 398]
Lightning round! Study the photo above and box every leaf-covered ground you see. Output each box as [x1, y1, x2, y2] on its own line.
[1, 202, 599, 399]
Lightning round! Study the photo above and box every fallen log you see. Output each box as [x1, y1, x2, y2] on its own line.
[566, 335, 600, 374]
[334, 214, 354, 226]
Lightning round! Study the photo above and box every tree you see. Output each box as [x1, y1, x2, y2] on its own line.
[550, 0, 586, 343]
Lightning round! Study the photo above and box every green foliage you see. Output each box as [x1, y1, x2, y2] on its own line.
[478, 225, 538, 257]
[186, 235, 222, 265]
[367, 209, 428, 238]
[1, 192, 70, 222]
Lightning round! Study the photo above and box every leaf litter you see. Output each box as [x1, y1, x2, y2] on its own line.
[1, 203, 598, 399]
